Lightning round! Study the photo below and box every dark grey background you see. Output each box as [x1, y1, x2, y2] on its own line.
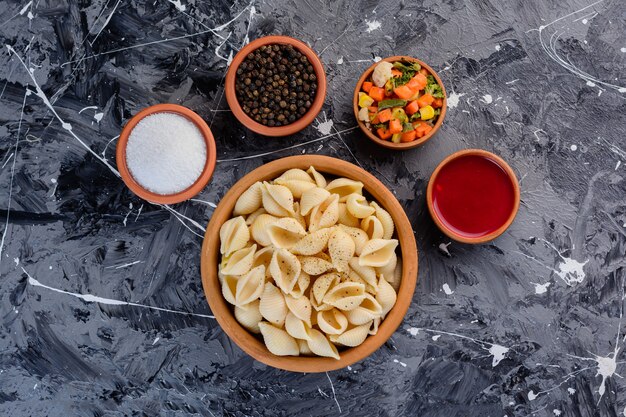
[1, 0, 625, 416]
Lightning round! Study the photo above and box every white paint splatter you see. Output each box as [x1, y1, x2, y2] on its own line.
[365, 19, 381, 33]
[325, 372, 341, 413]
[553, 409, 562, 415]
[595, 354, 617, 400]
[315, 112, 334, 136]
[393, 359, 407, 367]
[337, 56, 343, 65]
[432, 335, 441, 341]
[505, 79, 519, 85]
[567, 387, 576, 395]
[528, 390, 538, 401]
[555, 257, 588, 285]
[442, 283, 454, 295]
[22, 267, 215, 319]
[152, 337, 160, 345]
[50, 178, 57, 184]
[532, 282, 551, 294]
[18, 1, 32, 15]
[495, 44, 501, 51]
[438, 242, 451, 256]
[489, 344, 509, 367]
[447, 92, 465, 109]
[570, 144, 578, 151]
[78, 105, 98, 114]
[481, 94, 493, 104]
[167, 0, 186, 11]
[406, 327, 419, 336]
[616, 161, 622, 170]
[621, 47, 626, 53]
[586, 80, 596, 87]
[14, 257, 19, 266]
[94, 112, 104, 123]
[581, 19, 588, 24]
[373, 56, 382, 62]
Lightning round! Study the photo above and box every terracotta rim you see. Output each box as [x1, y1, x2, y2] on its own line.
[116, 104, 217, 204]
[225, 35, 327, 137]
[200, 155, 418, 372]
[426, 149, 520, 244]
[353, 56, 447, 150]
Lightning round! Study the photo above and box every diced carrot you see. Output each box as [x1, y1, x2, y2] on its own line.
[388, 119, 402, 134]
[369, 86, 385, 102]
[417, 93, 434, 108]
[413, 73, 428, 90]
[370, 114, 380, 124]
[362, 81, 373, 93]
[432, 97, 443, 108]
[406, 78, 420, 91]
[414, 123, 433, 138]
[391, 69, 403, 77]
[405, 100, 420, 115]
[393, 85, 414, 100]
[368, 106, 378, 112]
[377, 127, 393, 140]
[400, 130, 416, 142]
[419, 68, 428, 76]
[378, 108, 392, 123]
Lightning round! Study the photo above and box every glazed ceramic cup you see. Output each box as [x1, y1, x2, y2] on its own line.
[225, 35, 327, 137]
[201, 155, 418, 372]
[116, 103, 217, 204]
[353, 56, 447, 150]
[426, 149, 520, 244]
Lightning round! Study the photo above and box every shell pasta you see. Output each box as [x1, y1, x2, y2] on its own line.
[218, 167, 401, 359]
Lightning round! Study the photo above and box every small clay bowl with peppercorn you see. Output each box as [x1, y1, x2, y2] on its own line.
[225, 35, 327, 137]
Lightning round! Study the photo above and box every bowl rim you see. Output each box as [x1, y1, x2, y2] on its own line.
[200, 155, 418, 372]
[116, 103, 217, 204]
[426, 149, 521, 244]
[224, 35, 327, 137]
[353, 55, 447, 150]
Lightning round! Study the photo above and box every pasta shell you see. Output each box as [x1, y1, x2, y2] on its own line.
[359, 239, 399, 267]
[312, 272, 341, 304]
[300, 256, 334, 276]
[375, 251, 397, 281]
[343, 272, 376, 295]
[348, 257, 378, 288]
[361, 216, 384, 240]
[219, 216, 250, 256]
[289, 271, 311, 298]
[291, 202, 307, 229]
[298, 338, 313, 355]
[276, 168, 314, 183]
[234, 299, 262, 334]
[346, 193, 376, 218]
[275, 178, 316, 198]
[250, 214, 278, 247]
[290, 228, 331, 256]
[368, 317, 381, 335]
[245, 207, 266, 225]
[285, 312, 312, 340]
[310, 290, 334, 311]
[220, 274, 238, 305]
[309, 194, 339, 232]
[331, 323, 371, 347]
[376, 275, 397, 316]
[252, 246, 274, 278]
[337, 225, 369, 255]
[317, 309, 348, 335]
[221, 244, 256, 276]
[325, 178, 364, 202]
[345, 293, 383, 325]
[233, 182, 263, 215]
[328, 228, 355, 273]
[259, 282, 288, 327]
[387, 259, 402, 291]
[258, 322, 299, 356]
[370, 201, 394, 239]
[306, 328, 340, 360]
[266, 217, 306, 249]
[307, 166, 327, 188]
[234, 265, 265, 306]
[270, 249, 301, 294]
[338, 203, 360, 228]
[300, 187, 331, 216]
[323, 282, 366, 311]
[261, 182, 295, 217]
[285, 294, 312, 326]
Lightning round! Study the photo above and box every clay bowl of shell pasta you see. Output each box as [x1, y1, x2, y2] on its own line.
[201, 155, 418, 372]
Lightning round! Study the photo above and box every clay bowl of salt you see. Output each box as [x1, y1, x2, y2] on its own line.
[116, 104, 217, 204]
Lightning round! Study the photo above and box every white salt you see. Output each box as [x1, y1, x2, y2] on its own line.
[126, 112, 207, 195]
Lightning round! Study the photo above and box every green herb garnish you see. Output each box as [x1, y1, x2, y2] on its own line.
[402, 122, 414, 132]
[378, 99, 407, 110]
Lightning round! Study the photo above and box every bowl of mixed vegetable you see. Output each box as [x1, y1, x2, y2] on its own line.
[353, 56, 446, 150]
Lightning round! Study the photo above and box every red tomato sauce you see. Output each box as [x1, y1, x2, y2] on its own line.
[431, 154, 516, 238]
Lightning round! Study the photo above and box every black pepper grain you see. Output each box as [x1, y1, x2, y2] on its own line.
[235, 43, 318, 127]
